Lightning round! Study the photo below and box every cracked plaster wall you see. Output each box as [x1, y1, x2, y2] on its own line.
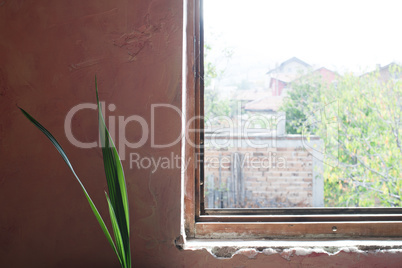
[0, 0, 401, 267]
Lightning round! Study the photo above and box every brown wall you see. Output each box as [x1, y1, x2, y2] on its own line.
[0, 1, 401, 267]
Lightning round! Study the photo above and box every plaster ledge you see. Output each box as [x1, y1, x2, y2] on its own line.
[182, 239, 402, 259]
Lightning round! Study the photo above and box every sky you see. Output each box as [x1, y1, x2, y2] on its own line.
[204, 0, 402, 75]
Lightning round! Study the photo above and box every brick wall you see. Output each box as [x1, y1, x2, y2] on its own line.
[204, 135, 323, 208]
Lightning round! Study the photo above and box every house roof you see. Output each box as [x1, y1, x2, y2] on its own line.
[244, 96, 284, 113]
[360, 62, 401, 78]
[266, 57, 311, 74]
[378, 62, 400, 72]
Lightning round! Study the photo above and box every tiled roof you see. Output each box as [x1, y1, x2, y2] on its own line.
[266, 57, 311, 74]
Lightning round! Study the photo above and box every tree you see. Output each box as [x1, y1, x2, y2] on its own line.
[203, 43, 235, 124]
[280, 72, 324, 134]
[281, 66, 402, 207]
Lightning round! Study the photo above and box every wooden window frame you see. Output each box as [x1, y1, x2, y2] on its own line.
[183, 0, 402, 240]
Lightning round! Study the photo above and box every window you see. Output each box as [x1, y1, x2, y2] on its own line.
[183, 0, 402, 239]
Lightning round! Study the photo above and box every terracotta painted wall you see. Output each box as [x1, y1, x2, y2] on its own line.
[0, 1, 401, 267]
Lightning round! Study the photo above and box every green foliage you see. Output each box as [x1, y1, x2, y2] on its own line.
[204, 89, 234, 122]
[204, 45, 217, 88]
[20, 77, 131, 267]
[204, 43, 235, 123]
[281, 67, 402, 207]
[280, 72, 324, 134]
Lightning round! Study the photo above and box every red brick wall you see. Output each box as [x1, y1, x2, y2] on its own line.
[205, 137, 318, 208]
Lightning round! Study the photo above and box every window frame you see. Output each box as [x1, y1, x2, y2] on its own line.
[183, 0, 402, 240]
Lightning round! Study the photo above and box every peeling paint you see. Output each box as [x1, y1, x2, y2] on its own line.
[210, 246, 238, 258]
[237, 248, 258, 259]
[184, 240, 402, 260]
[262, 248, 277, 256]
[175, 235, 185, 250]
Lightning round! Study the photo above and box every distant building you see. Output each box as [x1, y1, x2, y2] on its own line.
[245, 61, 339, 137]
[266, 57, 311, 96]
[244, 96, 286, 136]
[248, 67, 339, 113]
[309, 67, 339, 84]
[291, 67, 340, 89]
[361, 62, 402, 83]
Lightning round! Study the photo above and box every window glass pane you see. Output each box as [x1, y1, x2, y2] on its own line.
[203, 0, 402, 208]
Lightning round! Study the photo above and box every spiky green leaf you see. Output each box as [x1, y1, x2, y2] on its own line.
[96, 77, 131, 267]
[19, 107, 120, 262]
[105, 192, 127, 268]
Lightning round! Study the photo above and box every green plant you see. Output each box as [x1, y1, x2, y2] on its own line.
[281, 68, 402, 207]
[19, 77, 131, 268]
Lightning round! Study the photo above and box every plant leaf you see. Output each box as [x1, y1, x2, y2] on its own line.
[105, 192, 127, 268]
[96, 76, 131, 267]
[19, 107, 120, 262]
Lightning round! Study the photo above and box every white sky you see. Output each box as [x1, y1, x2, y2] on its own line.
[204, 0, 402, 74]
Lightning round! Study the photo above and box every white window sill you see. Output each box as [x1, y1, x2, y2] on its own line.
[183, 239, 402, 259]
